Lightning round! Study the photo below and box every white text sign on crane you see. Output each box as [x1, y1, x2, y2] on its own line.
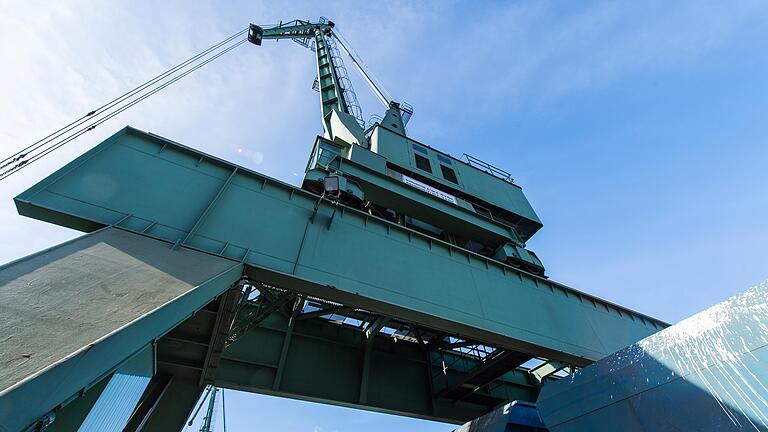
[402, 175, 458, 204]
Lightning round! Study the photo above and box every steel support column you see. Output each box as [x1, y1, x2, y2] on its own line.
[123, 374, 173, 432]
[359, 316, 389, 404]
[273, 295, 305, 390]
[199, 286, 243, 386]
[136, 376, 203, 432]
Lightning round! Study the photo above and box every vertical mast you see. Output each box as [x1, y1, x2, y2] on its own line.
[250, 20, 366, 143]
[199, 387, 218, 432]
[313, 25, 347, 136]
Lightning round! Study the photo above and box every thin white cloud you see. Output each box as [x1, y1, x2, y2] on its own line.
[374, 1, 768, 138]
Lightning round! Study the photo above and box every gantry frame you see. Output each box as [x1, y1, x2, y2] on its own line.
[2, 126, 668, 429]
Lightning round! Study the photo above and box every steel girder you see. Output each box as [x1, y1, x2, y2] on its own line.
[8, 126, 670, 428]
[15, 127, 666, 366]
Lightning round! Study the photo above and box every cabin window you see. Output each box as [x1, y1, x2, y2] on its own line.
[437, 154, 452, 165]
[412, 144, 428, 155]
[415, 154, 432, 173]
[441, 165, 458, 183]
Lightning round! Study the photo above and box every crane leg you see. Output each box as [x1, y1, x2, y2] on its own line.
[134, 376, 204, 432]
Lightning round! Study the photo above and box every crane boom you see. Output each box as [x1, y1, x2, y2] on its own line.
[249, 19, 367, 143]
[248, 18, 413, 149]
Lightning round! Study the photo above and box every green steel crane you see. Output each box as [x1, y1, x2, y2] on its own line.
[0, 15, 670, 432]
[199, 387, 216, 432]
[187, 386, 225, 432]
[249, 18, 412, 150]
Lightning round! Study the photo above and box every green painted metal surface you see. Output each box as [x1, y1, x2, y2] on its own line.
[44, 375, 112, 432]
[368, 126, 542, 240]
[218, 308, 541, 423]
[259, 20, 342, 119]
[304, 134, 524, 246]
[258, 19, 365, 138]
[15, 126, 665, 366]
[333, 155, 520, 244]
[139, 376, 203, 432]
[198, 387, 218, 432]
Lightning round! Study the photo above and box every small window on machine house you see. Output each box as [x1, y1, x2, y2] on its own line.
[440, 165, 458, 183]
[415, 154, 432, 173]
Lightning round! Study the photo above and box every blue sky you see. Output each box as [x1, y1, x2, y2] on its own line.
[1, 1, 767, 430]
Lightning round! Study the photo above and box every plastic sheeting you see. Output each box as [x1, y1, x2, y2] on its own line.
[538, 281, 768, 431]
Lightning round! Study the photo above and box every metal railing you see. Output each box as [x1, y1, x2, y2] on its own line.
[399, 102, 413, 126]
[325, 35, 365, 129]
[462, 153, 514, 183]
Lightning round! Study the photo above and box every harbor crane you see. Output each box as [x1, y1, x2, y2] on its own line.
[0, 16, 680, 432]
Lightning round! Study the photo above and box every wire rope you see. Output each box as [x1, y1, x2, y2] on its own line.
[0, 34, 247, 180]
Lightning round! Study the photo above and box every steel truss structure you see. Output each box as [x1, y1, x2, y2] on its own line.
[209, 278, 574, 413]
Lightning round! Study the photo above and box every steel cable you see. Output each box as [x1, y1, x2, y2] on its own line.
[1, 27, 247, 167]
[0, 35, 247, 181]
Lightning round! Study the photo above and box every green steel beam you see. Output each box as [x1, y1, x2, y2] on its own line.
[332, 154, 519, 245]
[257, 20, 350, 134]
[44, 374, 112, 432]
[314, 28, 346, 119]
[198, 286, 242, 386]
[216, 311, 537, 424]
[528, 360, 569, 387]
[359, 316, 389, 404]
[123, 374, 174, 432]
[271, 295, 304, 391]
[296, 305, 352, 320]
[14, 127, 666, 368]
[139, 376, 203, 432]
[260, 21, 322, 40]
[199, 387, 218, 432]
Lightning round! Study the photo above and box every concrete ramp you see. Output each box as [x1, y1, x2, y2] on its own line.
[0, 227, 242, 432]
